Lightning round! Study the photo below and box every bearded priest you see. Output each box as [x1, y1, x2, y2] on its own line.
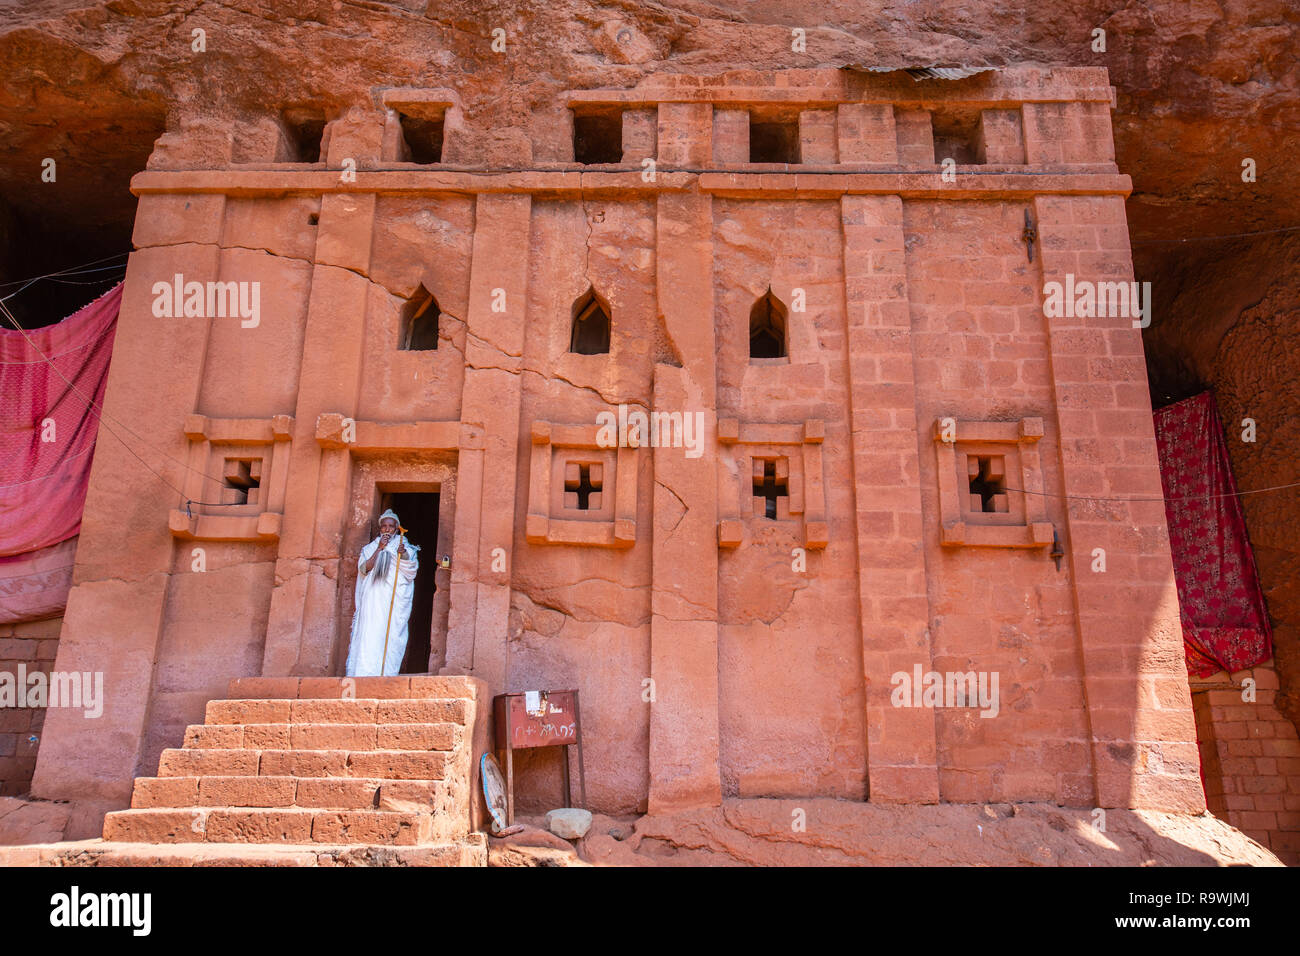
[345, 509, 420, 676]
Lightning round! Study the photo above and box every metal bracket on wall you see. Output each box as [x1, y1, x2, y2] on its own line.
[1022, 209, 1037, 263]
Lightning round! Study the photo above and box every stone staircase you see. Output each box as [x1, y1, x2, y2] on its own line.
[97, 675, 490, 866]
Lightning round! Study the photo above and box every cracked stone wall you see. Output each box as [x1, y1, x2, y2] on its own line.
[506, 197, 657, 814]
[23, 64, 1214, 836]
[907, 201, 1087, 803]
[714, 198, 866, 800]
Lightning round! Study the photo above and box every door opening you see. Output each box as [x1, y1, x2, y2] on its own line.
[377, 491, 440, 674]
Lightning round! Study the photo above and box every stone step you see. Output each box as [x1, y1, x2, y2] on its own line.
[205, 698, 468, 726]
[227, 676, 482, 701]
[102, 807, 444, 845]
[156, 748, 450, 780]
[182, 722, 458, 751]
[3, 836, 487, 867]
[131, 776, 453, 811]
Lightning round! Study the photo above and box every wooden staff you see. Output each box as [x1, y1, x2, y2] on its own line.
[379, 525, 407, 676]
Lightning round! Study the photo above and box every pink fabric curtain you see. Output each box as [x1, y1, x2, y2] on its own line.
[0, 282, 121, 565]
[0, 537, 76, 624]
[1153, 391, 1273, 677]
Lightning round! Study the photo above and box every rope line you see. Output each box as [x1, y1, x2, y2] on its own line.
[0, 254, 131, 300]
[999, 480, 1300, 505]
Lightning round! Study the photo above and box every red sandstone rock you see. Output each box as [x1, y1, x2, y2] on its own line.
[15, 63, 1213, 839]
[2, 3, 1292, 867]
[0, 796, 71, 845]
[0, 800, 1275, 867]
[581, 800, 1283, 867]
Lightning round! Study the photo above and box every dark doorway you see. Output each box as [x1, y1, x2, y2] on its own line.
[377, 491, 440, 674]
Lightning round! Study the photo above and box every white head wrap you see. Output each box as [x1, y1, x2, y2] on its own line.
[374, 509, 418, 556]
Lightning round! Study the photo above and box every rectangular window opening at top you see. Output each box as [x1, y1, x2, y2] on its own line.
[398, 110, 444, 164]
[749, 114, 800, 164]
[573, 111, 623, 165]
[931, 108, 985, 166]
[281, 110, 325, 163]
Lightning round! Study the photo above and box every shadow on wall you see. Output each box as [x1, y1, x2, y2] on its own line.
[1140, 230, 1300, 740]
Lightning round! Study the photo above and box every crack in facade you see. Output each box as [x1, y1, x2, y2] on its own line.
[28, 67, 1206, 835]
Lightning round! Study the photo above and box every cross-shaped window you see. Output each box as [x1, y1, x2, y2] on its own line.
[223, 457, 262, 506]
[967, 455, 1008, 513]
[564, 462, 603, 511]
[752, 457, 788, 520]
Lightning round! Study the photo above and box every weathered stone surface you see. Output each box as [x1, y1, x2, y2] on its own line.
[3, 2, 1292, 870]
[546, 807, 593, 840]
[0, 836, 488, 867]
[580, 800, 1283, 867]
[0, 801, 1278, 867]
[19, 64, 1209, 833]
[1, 2, 1294, 273]
[0, 796, 71, 846]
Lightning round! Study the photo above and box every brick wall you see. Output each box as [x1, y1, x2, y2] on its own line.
[0, 616, 61, 796]
[1190, 661, 1300, 865]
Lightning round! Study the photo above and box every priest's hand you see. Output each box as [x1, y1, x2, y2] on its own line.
[398, 542, 407, 558]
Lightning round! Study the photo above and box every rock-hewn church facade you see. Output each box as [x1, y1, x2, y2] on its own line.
[31, 66, 1206, 835]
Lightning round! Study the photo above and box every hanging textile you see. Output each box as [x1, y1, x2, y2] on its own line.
[1153, 391, 1273, 677]
[0, 282, 122, 560]
[0, 537, 76, 624]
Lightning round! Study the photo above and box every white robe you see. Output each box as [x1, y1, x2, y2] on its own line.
[345, 535, 419, 676]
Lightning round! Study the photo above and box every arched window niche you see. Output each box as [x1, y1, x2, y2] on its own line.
[569, 287, 611, 355]
[749, 288, 788, 361]
[399, 285, 440, 351]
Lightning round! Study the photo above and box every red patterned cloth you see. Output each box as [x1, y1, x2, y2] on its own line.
[1153, 391, 1272, 677]
[0, 282, 121, 557]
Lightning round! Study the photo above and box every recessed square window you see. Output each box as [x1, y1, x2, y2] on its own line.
[398, 110, 444, 164]
[749, 114, 800, 164]
[931, 108, 984, 166]
[573, 111, 623, 165]
[280, 109, 325, 163]
[933, 418, 1054, 549]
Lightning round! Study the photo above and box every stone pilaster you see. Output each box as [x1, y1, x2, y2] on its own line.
[1035, 193, 1205, 812]
[443, 194, 532, 695]
[837, 104, 897, 164]
[799, 109, 838, 163]
[30, 195, 226, 837]
[262, 193, 376, 676]
[841, 194, 940, 803]
[648, 189, 722, 812]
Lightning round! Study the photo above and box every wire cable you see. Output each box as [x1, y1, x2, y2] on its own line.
[0, 253, 130, 296]
[999, 479, 1300, 505]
